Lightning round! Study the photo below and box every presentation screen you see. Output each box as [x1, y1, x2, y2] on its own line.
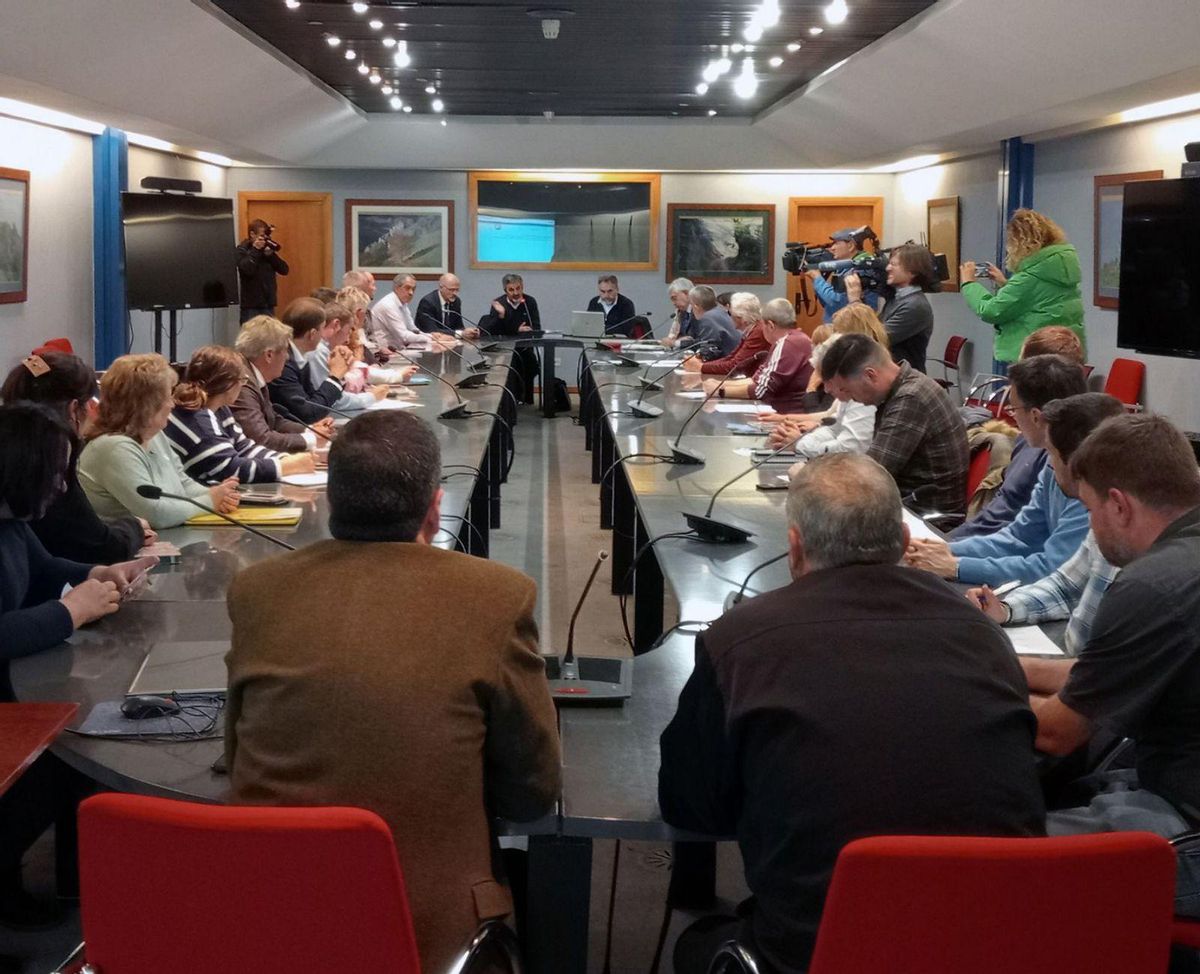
[121, 193, 238, 310]
[477, 215, 556, 263]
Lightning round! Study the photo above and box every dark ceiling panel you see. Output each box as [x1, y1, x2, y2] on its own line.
[207, 0, 937, 118]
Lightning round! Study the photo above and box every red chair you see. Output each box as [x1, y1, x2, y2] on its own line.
[1104, 357, 1146, 411]
[60, 793, 522, 974]
[1171, 831, 1200, 957]
[931, 335, 969, 401]
[35, 337, 75, 355]
[966, 441, 993, 502]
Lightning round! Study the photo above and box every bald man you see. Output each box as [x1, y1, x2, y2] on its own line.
[416, 274, 479, 339]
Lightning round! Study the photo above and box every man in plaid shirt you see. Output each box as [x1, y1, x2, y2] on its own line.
[819, 333, 968, 512]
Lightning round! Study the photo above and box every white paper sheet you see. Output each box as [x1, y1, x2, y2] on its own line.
[1005, 625, 1067, 657]
[650, 359, 684, 367]
[366, 398, 420, 410]
[713, 403, 770, 414]
[280, 472, 329, 487]
[901, 509, 943, 543]
[675, 390, 708, 399]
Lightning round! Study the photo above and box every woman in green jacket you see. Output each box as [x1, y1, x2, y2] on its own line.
[960, 209, 1085, 375]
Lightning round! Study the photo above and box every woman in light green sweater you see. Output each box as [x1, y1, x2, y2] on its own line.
[79, 354, 241, 530]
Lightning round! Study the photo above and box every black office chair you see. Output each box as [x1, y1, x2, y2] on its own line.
[707, 940, 762, 973]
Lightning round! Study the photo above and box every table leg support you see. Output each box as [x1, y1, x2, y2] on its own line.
[525, 834, 593, 974]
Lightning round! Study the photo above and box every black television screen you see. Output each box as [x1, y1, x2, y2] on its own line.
[121, 193, 238, 310]
[1117, 177, 1200, 359]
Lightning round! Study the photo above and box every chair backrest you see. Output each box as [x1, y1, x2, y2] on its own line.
[808, 833, 1175, 974]
[34, 337, 75, 356]
[1103, 357, 1145, 406]
[966, 442, 993, 501]
[942, 335, 968, 367]
[78, 794, 422, 974]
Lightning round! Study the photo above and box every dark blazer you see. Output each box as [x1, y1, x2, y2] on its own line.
[235, 240, 288, 310]
[881, 288, 934, 373]
[226, 541, 561, 973]
[231, 359, 308, 454]
[660, 563, 1045, 974]
[414, 291, 462, 334]
[32, 474, 142, 564]
[479, 295, 540, 336]
[586, 293, 637, 336]
[1, 519, 92, 664]
[268, 349, 341, 423]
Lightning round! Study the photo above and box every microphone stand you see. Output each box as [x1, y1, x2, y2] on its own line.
[668, 350, 769, 466]
[628, 348, 712, 419]
[135, 486, 295, 551]
[681, 438, 797, 543]
[389, 348, 475, 420]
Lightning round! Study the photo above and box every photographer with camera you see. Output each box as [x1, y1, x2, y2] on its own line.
[960, 208, 1084, 376]
[805, 227, 882, 322]
[237, 218, 290, 323]
[844, 243, 939, 373]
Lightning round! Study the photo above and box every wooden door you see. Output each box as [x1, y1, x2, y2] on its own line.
[787, 197, 884, 335]
[238, 192, 333, 313]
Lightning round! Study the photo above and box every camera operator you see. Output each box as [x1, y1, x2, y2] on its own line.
[844, 244, 939, 373]
[805, 227, 881, 322]
[237, 219, 290, 323]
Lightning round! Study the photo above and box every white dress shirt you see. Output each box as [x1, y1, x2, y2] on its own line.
[370, 290, 432, 351]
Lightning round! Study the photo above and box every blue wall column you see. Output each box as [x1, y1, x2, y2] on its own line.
[93, 127, 128, 369]
[995, 136, 1035, 266]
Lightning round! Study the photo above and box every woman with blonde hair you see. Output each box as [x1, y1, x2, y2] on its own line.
[960, 208, 1084, 374]
[166, 344, 313, 484]
[79, 354, 240, 529]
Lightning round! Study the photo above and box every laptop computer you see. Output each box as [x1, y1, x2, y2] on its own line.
[126, 641, 229, 697]
[570, 310, 607, 338]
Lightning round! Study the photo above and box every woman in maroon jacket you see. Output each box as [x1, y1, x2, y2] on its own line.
[682, 292, 770, 376]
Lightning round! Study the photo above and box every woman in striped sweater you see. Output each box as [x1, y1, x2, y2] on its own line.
[165, 345, 314, 484]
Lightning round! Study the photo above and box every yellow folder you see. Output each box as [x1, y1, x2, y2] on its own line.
[185, 507, 303, 527]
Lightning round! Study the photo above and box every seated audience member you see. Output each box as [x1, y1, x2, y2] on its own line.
[310, 286, 337, 304]
[845, 243, 939, 373]
[415, 273, 478, 338]
[80, 355, 239, 529]
[1, 353, 151, 562]
[767, 304, 885, 452]
[682, 292, 769, 376]
[661, 277, 695, 348]
[479, 273, 541, 404]
[340, 272, 389, 363]
[906, 355, 1089, 585]
[949, 324, 1086, 539]
[702, 299, 813, 413]
[659, 452, 1045, 974]
[232, 316, 318, 455]
[682, 285, 741, 359]
[966, 393, 1125, 656]
[586, 273, 638, 337]
[335, 285, 381, 372]
[1024, 415, 1200, 917]
[372, 274, 456, 352]
[818, 333, 969, 512]
[167, 345, 313, 484]
[225, 411, 561, 971]
[307, 301, 393, 411]
[270, 297, 356, 421]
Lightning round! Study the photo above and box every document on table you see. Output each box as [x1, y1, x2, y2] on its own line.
[367, 398, 420, 410]
[675, 390, 708, 399]
[1005, 625, 1067, 657]
[713, 403, 770, 414]
[280, 471, 329, 487]
[650, 359, 684, 367]
[900, 509, 943, 542]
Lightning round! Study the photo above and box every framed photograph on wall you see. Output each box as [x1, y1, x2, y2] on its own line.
[1093, 170, 1162, 309]
[468, 171, 660, 271]
[0, 167, 30, 304]
[926, 196, 961, 292]
[345, 199, 454, 281]
[666, 203, 775, 285]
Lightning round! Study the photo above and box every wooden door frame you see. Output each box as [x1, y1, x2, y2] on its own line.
[237, 191, 334, 285]
[786, 196, 885, 326]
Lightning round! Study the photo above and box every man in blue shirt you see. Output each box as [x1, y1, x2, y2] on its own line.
[806, 228, 881, 322]
[906, 355, 1089, 585]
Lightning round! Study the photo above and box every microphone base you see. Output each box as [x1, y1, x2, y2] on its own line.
[471, 361, 491, 372]
[455, 373, 489, 389]
[439, 403, 472, 419]
[614, 356, 641, 369]
[629, 402, 664, 419]
[683, 512, 754, 544]
[543, 655, 632, 705]
[670, 444, 706, 466]
[637, 377, 664, 392]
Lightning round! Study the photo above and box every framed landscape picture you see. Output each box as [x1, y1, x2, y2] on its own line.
[666, 203, 775, 285]
[345, 199, 454, 281]
[1093, 170, 1162, 309]
[927, 196, 961, 293]
[0, 167, 30, 304]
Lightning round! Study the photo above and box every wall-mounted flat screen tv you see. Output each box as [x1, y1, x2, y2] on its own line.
[1117, 178, 1200, 359]
[121, 193, 238, 310]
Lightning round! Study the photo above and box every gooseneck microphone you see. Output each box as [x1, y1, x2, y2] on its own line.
[441, 312, 529, 402]
[629, 347, 713, 419]
[599, 312, 652, 338]
[561, 550, 609, 678]
[136, 485, 295, 551]
[388, 347, 474, 419]
[669, 350, 769, 466]
[681, 438, 798, 543]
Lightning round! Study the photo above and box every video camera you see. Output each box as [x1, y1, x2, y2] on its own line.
[783, 226, 950, 294]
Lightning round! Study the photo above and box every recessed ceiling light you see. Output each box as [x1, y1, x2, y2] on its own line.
[716, 56, 732, 75]
[431, 98, 444, 112]
[787, 41, 802, 52]
[325, 34, 341, 46]
[381, 84, 393, 94]
[351, 2, 368, 13]
[402, 104, 413, 113]
[824, 0, 849, 25]
[744, 22, 764, 42]
[695, 82, 709, 95]
[344, 48, 356, 59]
[769, 56, 783, 67]
[702, 60, 721, 83]
[425, 84, 436, 94]
[390, 96, 403, 110]
[707, 109, 717, 116]
[369, 18, 383, 29]
[809, 26, 823, 35]
[382, 36, 396, 47]
[759, 0, 781, 28]
[357, 61, 369, 74]
[369, 71, 382, 84]
[733, 57, 758, 98]
[284, 0, 300, 8]
[393, 40, 411, 68]
[440, 118, 447, 127]
[731, 43, 744, 53]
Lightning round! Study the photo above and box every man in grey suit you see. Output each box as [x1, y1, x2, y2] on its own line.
[683, 285, 742, 359]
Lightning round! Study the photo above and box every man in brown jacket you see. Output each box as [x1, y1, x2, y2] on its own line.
[224, 410, 561, 972]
